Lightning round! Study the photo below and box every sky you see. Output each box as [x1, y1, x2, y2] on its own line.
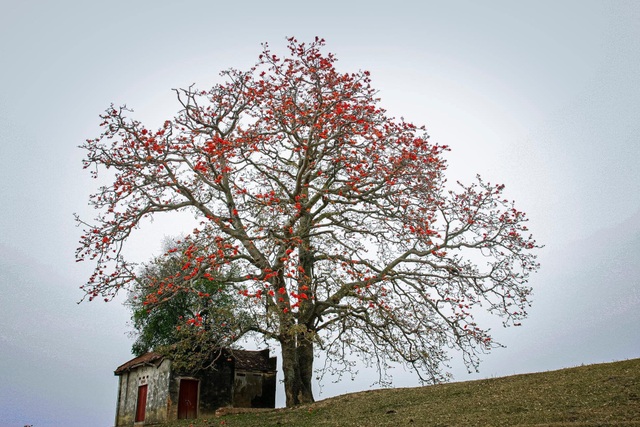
[1, 1, 639, 426]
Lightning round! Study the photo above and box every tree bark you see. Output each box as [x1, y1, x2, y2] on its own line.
[280, 333, 315, 406]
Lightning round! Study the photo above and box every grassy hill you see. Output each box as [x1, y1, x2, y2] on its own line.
[163, 358, 640, 426]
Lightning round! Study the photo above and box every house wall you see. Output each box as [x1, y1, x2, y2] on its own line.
[115, 359, 171, 426]
[166, 360, 235, 420]
[232, 370, 277, 408]
[198, 361, 235, 416]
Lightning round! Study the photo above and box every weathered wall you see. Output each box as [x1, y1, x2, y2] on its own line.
[232, 370, 276, 408]
[198, 361, 234, 416]
[115, 372, 132, 427]
[114, 359, 171, 426]
[167, 361, 234, 420]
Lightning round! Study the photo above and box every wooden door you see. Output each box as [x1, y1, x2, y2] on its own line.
[135, 384, 148, 422]
[177, 379, 199, 419]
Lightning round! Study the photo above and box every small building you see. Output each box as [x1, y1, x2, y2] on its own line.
[113, 348, 277, 426]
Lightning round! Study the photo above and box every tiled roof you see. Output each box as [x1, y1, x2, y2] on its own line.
[229, 349, 276, 372]
[114, 352, 164, 375]
[114, 348, 276, 375]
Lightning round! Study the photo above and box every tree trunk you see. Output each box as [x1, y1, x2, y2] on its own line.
[280, 333, 315, 406]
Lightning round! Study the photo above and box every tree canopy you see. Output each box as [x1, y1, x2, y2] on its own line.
[76, 37, 540, 406]
[127, 238, 243, 365]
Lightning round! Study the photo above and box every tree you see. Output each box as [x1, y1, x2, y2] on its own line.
[76, 37, 540, 407]
[127, 237, 243, 363]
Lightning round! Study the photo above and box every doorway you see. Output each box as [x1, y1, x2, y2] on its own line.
[177, 379, 199, 419]
[135, 384, 148, 422]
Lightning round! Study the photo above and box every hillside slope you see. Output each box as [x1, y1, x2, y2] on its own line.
[163, 358, 640, 426]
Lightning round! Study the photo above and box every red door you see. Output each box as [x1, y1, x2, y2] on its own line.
[178, 379, 199, 419]
[135, 384, 148, 422]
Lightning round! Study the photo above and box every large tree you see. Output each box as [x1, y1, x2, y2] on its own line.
[76, 37, 540, 406]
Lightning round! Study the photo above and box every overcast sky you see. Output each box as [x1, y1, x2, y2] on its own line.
[1, 1, 639, 426]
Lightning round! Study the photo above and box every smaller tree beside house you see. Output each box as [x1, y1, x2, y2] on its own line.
[126, 237, 249, 373]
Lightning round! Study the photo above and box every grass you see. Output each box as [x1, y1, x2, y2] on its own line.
[160, 358, 640, 426]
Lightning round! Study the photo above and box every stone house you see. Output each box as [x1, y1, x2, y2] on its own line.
[113, 348, 277, 426]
